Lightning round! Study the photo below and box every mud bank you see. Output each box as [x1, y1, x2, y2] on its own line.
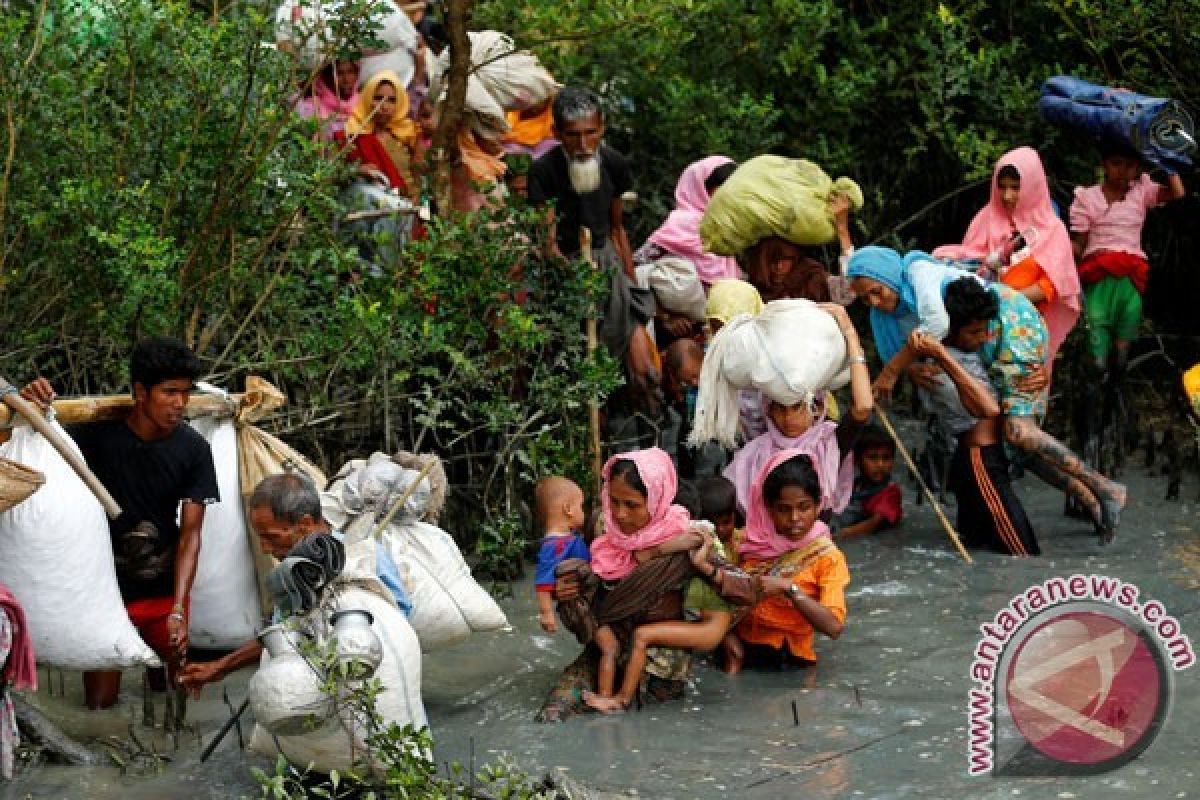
[4, 453, 1199, 799]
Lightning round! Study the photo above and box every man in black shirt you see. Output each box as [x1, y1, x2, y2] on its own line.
[22, 337, 218, 709]
[528, 86, 636, 279]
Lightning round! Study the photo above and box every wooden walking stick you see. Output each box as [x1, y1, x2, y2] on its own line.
[579, 226, 604, 498]
[875, 406, 973, 565]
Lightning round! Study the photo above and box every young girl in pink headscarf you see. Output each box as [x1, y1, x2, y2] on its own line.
[723, 303, 874, 517]
[934, 147, 1081, 367]
[730, 450, 849, 671]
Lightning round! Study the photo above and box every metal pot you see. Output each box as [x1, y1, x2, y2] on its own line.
[329, 608, 384, 681]
[248, 624, 333, 736]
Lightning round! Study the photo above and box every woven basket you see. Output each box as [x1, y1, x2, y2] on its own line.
[0, 456, 45, 513]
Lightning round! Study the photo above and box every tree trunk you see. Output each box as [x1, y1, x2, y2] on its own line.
[430, 0, 473, 215]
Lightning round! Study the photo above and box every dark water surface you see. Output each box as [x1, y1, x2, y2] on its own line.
[4, 454, 1199, 799]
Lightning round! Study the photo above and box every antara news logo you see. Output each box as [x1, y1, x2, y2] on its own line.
[967, 574, 1194, 776]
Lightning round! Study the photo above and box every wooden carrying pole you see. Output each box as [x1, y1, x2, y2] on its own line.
[0, 392, 243, 429]
[0, 377, 123, 520]
[875, 406, 973, 565]
[579, 227, 604, 498]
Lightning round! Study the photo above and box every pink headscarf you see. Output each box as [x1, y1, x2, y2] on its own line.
[739, 447, 833, 561]
[296, 71, 360, 125]
[933, 146, 1081, 361]
[0, 582, 36, 692]
[647, 156, 741, 286]
[723, 394, 854, 518]
[589, 448, 692, 581]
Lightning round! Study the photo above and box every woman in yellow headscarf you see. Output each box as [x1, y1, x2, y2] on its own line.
[344, 70, 420, 201]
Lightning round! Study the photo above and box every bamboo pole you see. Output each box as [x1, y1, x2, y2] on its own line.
[875, 406, 973, 565]
[579, 226, 604, 498]
[0, 392, 243, 428]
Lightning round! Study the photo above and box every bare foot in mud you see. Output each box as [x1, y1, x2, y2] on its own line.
[582, 690, 629, 714]
[1099, 481, 1127, 544]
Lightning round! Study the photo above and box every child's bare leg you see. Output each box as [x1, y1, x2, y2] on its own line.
[586, 614, 732, 714]
[593, 625, 619, 697]
[1005, 416, 1125, 536]
[1023, 457, 1102, 526]
[720, 631, 745, 674]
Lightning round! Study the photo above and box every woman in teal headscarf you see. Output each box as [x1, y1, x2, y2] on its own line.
[845, 246, 978, 401]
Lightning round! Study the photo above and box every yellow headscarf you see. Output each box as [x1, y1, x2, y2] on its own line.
[347, 70, 417, 145]
[705, 279, 763, 325]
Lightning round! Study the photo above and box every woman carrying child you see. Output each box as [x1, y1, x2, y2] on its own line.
[723, 303, 874, 517]
[540, 449, 756, 720]
[728, 450, 850, 672]
[933, 147, 1082, 371]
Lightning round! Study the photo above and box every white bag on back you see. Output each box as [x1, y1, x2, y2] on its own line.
[187, 418, 261, 649]
[0, 423, 159, 669]
[643, 256, 707, 321]
[356, 6, 418, 89]
[690, 298, 851, 449]
[248, 579, 426, 772]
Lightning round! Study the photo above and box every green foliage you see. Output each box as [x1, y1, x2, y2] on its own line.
[0, 0, 618, 581]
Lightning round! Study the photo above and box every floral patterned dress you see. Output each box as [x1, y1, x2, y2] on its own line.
[978, 283, 1050, 417]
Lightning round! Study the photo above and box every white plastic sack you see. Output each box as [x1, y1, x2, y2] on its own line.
[274, 0, 335, 70]
[356, 7, 418, 89]
[690, 298, 851, 449]
[382, 519, 508, 652]
[186, 418, 261, 649]
[643, 256, 707, 321]
[0, 423, 159, 669]
[249, 581, 426, 773]
[465, 31, 558, 112]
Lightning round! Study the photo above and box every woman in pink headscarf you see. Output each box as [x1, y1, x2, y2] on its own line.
[295, 60, 361, 139]
[638, 156, 741, 287]
[723, 303, 874, 517]
[728, 449, 849, 671]
[934, 147, 1081, 365]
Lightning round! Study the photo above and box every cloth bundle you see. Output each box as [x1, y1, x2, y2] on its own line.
[266, 534, 346, 617]
[429, 30, 558, 140]
[1037, 76, 1195, 173]
[699, 156, 864, 256]
[274, 0, 417, 84]
[690, 298, 850, 449]
[637, 256, 708, 321]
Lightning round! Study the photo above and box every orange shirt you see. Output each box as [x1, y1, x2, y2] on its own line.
[1001, 255, 1056, 310]
[737, 540, 850, 662]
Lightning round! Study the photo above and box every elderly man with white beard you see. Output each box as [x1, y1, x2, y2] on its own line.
[528, 86, 637, 279]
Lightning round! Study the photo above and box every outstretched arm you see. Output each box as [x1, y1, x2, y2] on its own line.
[908, 331, 1000, 419]
[819, 303, 873, 422]
[1159, 173, 1186, 204]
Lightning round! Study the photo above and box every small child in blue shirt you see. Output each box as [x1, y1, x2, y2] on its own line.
[534, 476, 589, 633]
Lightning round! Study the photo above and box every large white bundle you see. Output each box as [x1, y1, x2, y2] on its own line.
[642, 256, 707, 321]
[689, 299, 850, 449]
[186, 418, 261, 649]
[249, 580, 426, 772]
[274, 0, 335, 70]
[356, 6, 418, 89]
[465, 31, 558, 112]
[322, 454, 507, 652]
[0, 424, 159, 669]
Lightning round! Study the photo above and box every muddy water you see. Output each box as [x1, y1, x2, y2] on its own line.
[4, 453, 1200, 799]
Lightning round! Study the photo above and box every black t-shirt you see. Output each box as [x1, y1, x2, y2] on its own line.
[68, 420, 220, 601]
[527, 143, 633, 257]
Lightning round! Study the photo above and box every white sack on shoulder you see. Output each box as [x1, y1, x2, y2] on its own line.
[187, 417, 261, 649]
[645, 256, 707, 321]
[383, 520, 508, 652]
[689, 298, 851, 449]
[0, 423, 159, 669]
[356, 6, 418, 89]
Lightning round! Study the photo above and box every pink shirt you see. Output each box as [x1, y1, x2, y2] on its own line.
[1069, 173, 1163, 260]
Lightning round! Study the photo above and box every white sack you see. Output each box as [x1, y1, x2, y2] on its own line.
[644, 256, 707, 321]
[465, 31, 558, 112]
[322, 455, 507, 652]
[356, 7, 418, 89]
[186, 418, 261, 649]
[274, 0, 335, 71]
[249, 581, 426, 773]
[0, 423, 159, 669]
[689, 298, 851, 449]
